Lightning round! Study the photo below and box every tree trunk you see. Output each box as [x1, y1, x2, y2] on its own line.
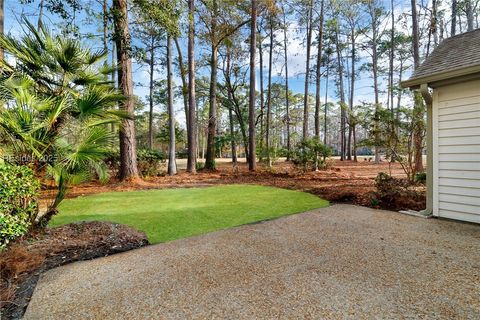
[0, 0, 4, 60]
[466, 0, 474, 32]
[411, 0, 420, 70]
[113, 0, 139, 180]
[248, 0, 257, 171]
[187, 0, 197, 173]
[371, 4, 381, 164]
[451, 0, 457, 36]
[335, 25, 346, 161]
[148, 35, 155, 149]
[205, 43, 218, 170]
[282, 6, 291, 160]
[324, 60, 329, 146]
[314, 0, 325, 141]
[166, 35, 177, 175]
[258, 23, 265, 152]
[353, 124, 357, 162]
[111, 41, 117, 135]
[348, 29, 356, 162]
[225, 46, 237, 165]
[390, 0, 395, 115]
[265, 16, 274, 167]
[236, 114, 249, 160]
[102, 0, 108, 58]
[37, 0, 45, 29]
[302, 0, 314, 140]
[432, 0, 438, 47]
[411, 0, 424, 173]
[102, 0, 112, 134]
[205, 0, 219, 170]
[174, 37, 189, 139]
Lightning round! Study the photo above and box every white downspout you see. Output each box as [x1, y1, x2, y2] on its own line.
[420, 83, 433, 215]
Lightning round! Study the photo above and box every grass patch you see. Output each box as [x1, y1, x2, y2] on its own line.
[51, 185, 329, 244]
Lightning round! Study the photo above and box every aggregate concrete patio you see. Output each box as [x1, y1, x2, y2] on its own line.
[24, 204, 480, 319]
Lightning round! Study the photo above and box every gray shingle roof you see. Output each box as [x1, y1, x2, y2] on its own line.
[407, 28, 480, 84]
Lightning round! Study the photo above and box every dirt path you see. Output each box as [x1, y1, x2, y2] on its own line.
[24, 205, 480, 319]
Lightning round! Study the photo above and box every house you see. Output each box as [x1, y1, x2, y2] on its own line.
[402, 29, 480, 224]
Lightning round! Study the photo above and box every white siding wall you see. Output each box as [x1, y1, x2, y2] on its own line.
[433, 80, 480, 223]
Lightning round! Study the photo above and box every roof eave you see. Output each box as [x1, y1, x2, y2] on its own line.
[401, 64, 480, 89]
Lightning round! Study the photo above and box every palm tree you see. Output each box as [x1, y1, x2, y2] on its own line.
[0, 21, 125, 226]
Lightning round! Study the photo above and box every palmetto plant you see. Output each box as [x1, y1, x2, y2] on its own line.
[0, 20, 125, 226]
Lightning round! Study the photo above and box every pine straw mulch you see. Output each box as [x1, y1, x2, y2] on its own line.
[0, 222, 149, 319]
[64, 159, 417, 208]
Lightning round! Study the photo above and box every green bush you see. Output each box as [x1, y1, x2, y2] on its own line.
[104, 148, 166, 177]
[415, 172, 427, 184]
[137, 149, 166, 177]
[291, 138, 332, 171]
[0, 165, 40, 249]
[196, 161, 205, 171]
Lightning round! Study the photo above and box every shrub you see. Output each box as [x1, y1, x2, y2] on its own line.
[415, 172, 427, 184]
[291, 138, 332, 171]
[373, 172, 426, 211]
[104, 148, 166, 177]
[0, 165, 40, 249]
[137, 149, 166, 177]
[258, 146, 279, 165]
[196, 161, 205, 171]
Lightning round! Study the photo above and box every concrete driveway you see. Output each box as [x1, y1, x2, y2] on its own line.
[24, 205, 480, 319]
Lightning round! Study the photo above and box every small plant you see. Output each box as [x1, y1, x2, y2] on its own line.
[137, 149, 166, 177]
[414, 172, 426, 184]
[374, 172, 426, 211]
[291, 138, 332, 171]
[196, 161, 205, 171]
[0, 165, 40, 249]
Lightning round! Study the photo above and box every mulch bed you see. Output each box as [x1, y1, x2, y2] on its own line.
[62, 160, 424, 210]
[0, 222, 149, 319]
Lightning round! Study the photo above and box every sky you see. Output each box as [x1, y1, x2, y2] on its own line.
[3, 0, 446, 128]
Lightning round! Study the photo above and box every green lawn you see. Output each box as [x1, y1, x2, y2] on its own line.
[51, 185, 329, 244]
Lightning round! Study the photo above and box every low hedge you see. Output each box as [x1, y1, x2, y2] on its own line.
[0, 165, 40, 249]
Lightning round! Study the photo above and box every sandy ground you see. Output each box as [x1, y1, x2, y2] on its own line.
[24, 205, 480, 319]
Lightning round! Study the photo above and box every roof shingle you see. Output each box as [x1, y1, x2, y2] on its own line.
[407, 28, 480, 83]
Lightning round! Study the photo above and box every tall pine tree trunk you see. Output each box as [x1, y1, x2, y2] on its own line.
[248, 0, 257, 171]
[335, 25, 346, 161]
[411, 0, 424, 173]
[451, 0, 457, 36]
[0, 0, 4, 60]
[205, 0, 218, 170]
[187, 0, 197, 173]
[324, 60, 329, 146]
[370, 4, 380, 164]
[174, 37, 189, 140]
[167, 35, 177, 175]
[303, 0, 314, 140]
[225, 45, 237, 165]
[390, 0, 395, 115]
[205, 43, 218, 170]
[348, 29, 356, 162]
[314, 0, 325, 140]
[466, 0, 474, 31]
[282, 6, 291, 160]
[148, 36, 155, 149]
[265, 16, 274, 167]
[113, 0, 139, 180]
[258, 22, 265, 152]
